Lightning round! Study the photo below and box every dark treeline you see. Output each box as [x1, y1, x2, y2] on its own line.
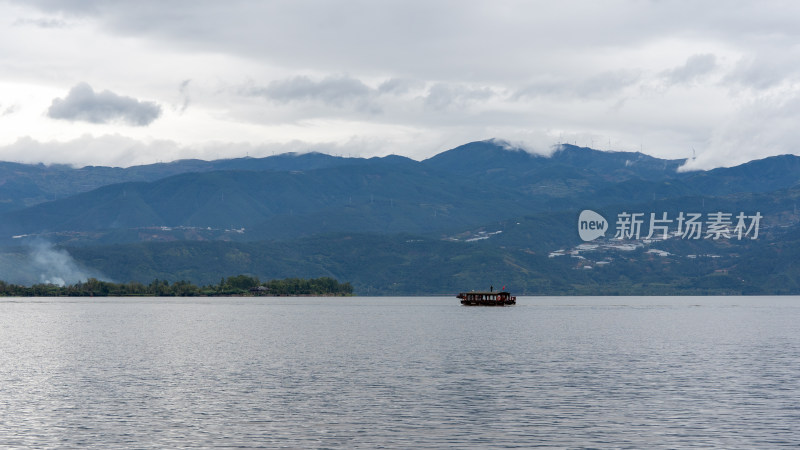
[0, 275, 353, 297]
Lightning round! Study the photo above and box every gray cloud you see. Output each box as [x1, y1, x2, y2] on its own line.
[178, 79, 191, 113]
[662, 54, 717, 85]
[1, 104, 20, 116]
[4, 1, 689, 83]
[240, 75, 385, 115]
[48, 82, 162, 126]
[13, 17, 68, 28]
[424, 83, 494, 110]
[575, 71, 641, 98]
[247, 75, 372, 106]
[378, 78, 423, 95]
[514, 70, 640, 100]
[14, 1, 800, 88]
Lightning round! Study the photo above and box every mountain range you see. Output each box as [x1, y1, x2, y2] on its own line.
[1, 139, 800, 294]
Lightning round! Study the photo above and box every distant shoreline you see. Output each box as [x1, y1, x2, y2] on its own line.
[0, 276, 353, 297]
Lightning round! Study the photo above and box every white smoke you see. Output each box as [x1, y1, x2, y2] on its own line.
[0, 241, 106, 286]
[31, 241, 105, 286]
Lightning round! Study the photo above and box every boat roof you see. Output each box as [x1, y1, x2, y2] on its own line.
[460, 291, 510, 295]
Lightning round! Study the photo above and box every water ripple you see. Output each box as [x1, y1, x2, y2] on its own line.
[0, 296, 798, 448]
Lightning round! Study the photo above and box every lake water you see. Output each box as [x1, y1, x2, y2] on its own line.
[1, 296, 798, 448]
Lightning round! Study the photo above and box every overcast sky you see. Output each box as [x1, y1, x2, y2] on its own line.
[1, 0, 799, 169]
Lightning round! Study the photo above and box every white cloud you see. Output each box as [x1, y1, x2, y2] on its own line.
[682, 87, 800, 170]
[725, 49, 800, 91]
[0, 135, 181, 167]
[0, 134, 425, 167]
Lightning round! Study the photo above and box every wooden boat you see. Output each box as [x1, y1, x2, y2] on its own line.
[457, 290, 516, 306]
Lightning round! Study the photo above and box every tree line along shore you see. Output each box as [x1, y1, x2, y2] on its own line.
[0, 275, 353, 297]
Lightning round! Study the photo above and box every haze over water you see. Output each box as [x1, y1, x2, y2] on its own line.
[1, 296, 798, 448]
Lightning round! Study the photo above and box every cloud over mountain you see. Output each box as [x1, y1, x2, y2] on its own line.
[47, 82, 162, 126]
[4, 1, 800, 169]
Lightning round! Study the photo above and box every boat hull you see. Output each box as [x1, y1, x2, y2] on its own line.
[460, 299, 516, 306]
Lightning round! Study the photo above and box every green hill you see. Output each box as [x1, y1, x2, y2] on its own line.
[3, 139, 800, 294]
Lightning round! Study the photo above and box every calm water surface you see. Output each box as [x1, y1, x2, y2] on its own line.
[1, 296, 799, 448]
